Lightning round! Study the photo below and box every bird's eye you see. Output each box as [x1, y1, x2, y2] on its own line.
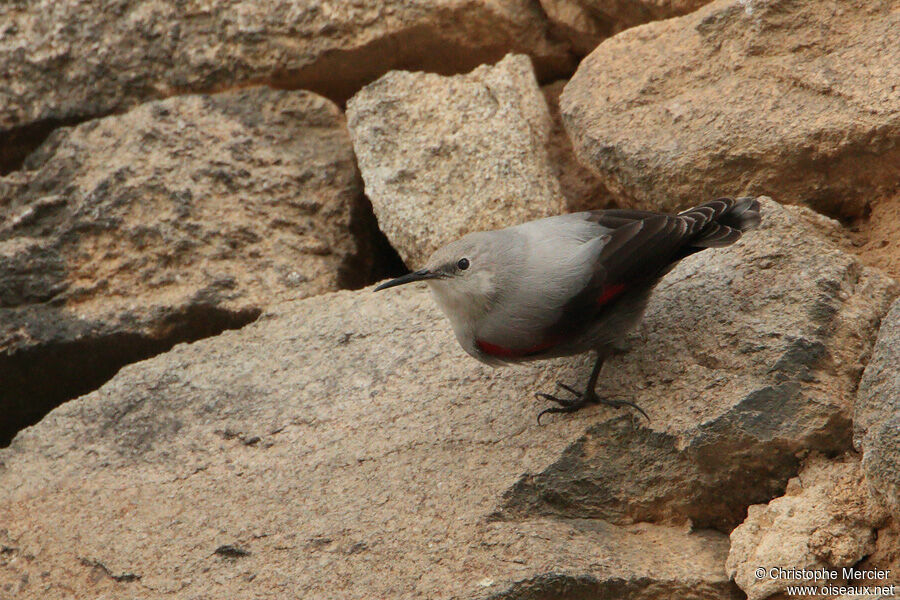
[456, 258, 470, 270]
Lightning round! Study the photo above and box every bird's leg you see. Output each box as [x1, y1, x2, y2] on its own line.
[536, 351, 650, 425]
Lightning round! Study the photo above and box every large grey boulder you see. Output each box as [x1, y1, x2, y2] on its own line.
[0, 198, 894, 598]
[0, 289, 739, 599]
[560, 0, 900, 218]
[0, 87, 372, 446]
[856, 298, 900, 518]
[0, 0, 574, 173]
[347, 54, 566, 267]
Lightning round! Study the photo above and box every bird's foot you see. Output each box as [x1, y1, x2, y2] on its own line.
[536, 381, 650, 425]
[535, 383, 596, 425]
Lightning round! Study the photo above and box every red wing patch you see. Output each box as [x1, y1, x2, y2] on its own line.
[596, 283, 627, 306]
[476, 338, 557, 358]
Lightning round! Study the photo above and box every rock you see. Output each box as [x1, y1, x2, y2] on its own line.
[491, 199, 897, 531]
[0, 87, 371, 446]
[726, 453, 888, 600]
[0, 0, 574, 174]
[0, 287, 742, 599]
[1, 198, 895, 598]
[853, 195, 900, 283]
[848, 520, 900, 597]
[560, 0, 900, 218]
[856, 298, 900, 518]
[540, 0, 712, 55]
[542, 80, 611, 212]
[347, 54, 567, 267]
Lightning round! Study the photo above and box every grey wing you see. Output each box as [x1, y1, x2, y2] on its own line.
[548, 201, 745, 340]
[476, 200, 753, 356]
[474, 214, 614, 350]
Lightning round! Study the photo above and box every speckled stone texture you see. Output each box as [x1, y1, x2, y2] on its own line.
[347, 54, 566, 267]
[561, 0, 900, 218]
[0, 87, 370, 446]
[539, 0, 713, 55]
[0, 0, 574, 172]
[727, 453, 890, 600]
[1, 198, 895, 598]
[856, 299, 900, 519]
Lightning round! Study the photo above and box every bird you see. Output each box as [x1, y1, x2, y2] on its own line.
[374, 197, 761, 424]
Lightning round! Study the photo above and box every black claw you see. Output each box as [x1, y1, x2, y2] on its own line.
[535, 383, 650, 424]
[555, 381, 581, 397]
[536, 392, 580, 409]
[535, 394, 568, 424]
[535, 388, 593, 425]
[595, 397, 650, 422]
[537, 404, 584, 425]
[613, 399, 651, 423]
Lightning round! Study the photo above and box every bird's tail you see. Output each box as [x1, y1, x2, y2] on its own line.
[679, 197, 761, 248]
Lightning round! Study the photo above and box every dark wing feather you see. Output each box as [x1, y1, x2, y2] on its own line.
[541, 197, 759, 343]
[550, 214, 690, 338]
[587, 209, 668, 229]
[592, 215, 688, 283]
[692, 223, 742, 247]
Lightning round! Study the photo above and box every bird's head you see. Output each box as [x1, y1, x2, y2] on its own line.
[375, 231, 513, 329]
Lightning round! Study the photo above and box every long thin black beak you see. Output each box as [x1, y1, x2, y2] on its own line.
[374, 269, 439, 291]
